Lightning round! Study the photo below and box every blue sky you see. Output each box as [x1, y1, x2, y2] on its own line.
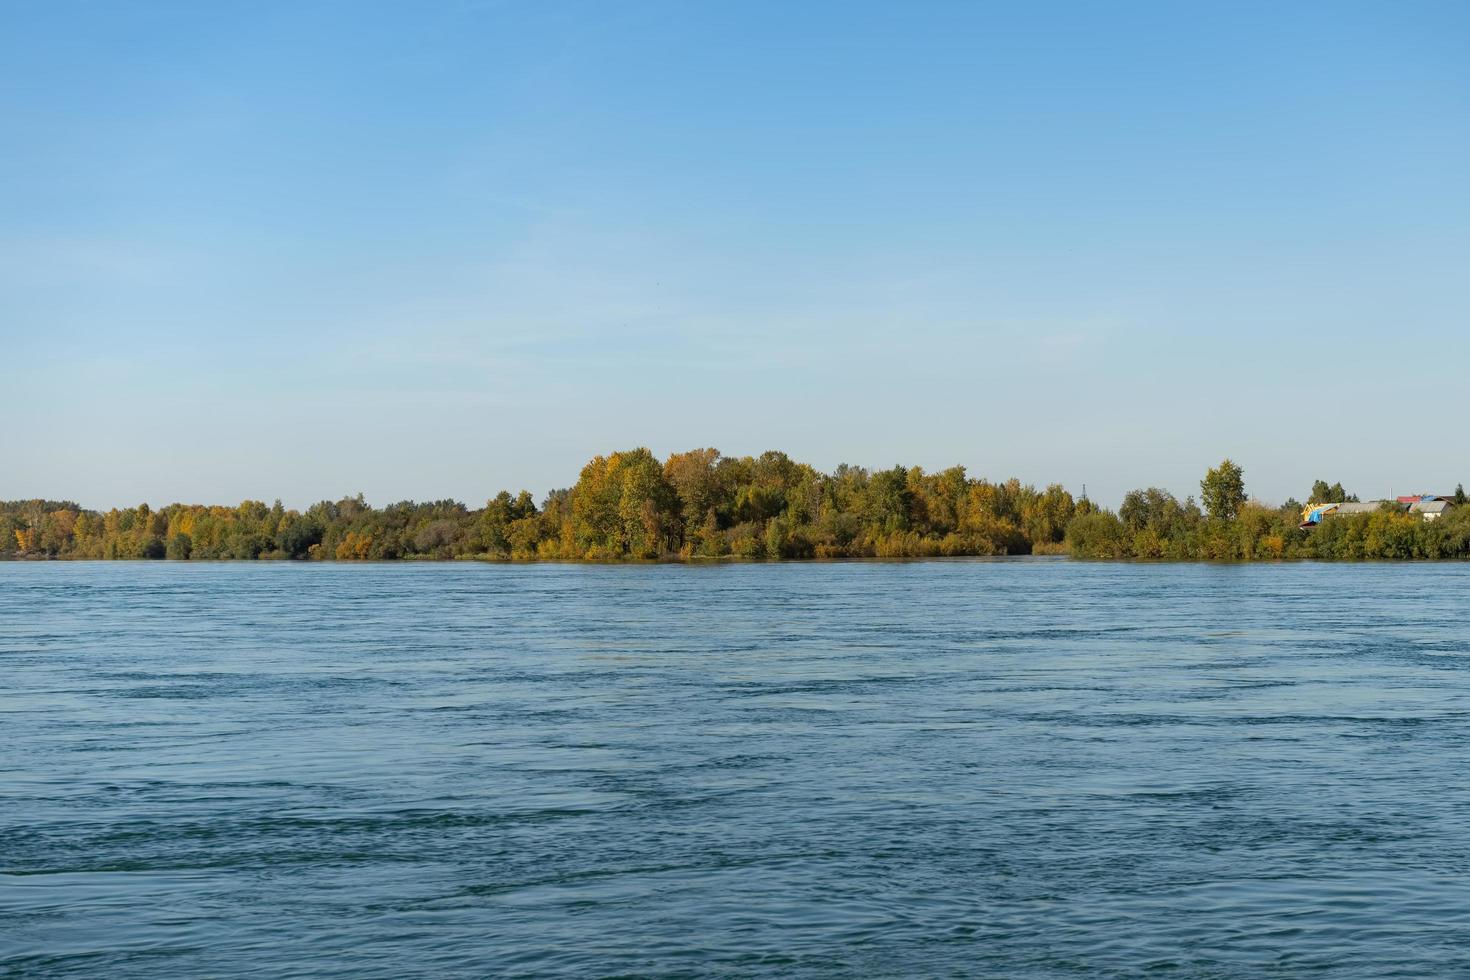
[4, 0, 1468, 509]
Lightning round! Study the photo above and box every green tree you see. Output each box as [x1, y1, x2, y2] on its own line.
[1065, 511, 1127, 559]
[569, 448, 676, 558]
[1201, 459, 1246, 521]
[1023, 484, 1076, 546]
[166, 532, 192, 560]
[1308, 479, 1354, 503]
[864, 466, 914, 535]
[1120, 488, 1183, 533]
[276, 516, 322, 558]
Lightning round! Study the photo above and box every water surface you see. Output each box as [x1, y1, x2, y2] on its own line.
[4, 560, 1470, 977]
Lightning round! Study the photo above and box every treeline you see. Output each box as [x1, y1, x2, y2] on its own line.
[1067, 495, 1470, 560]
[1065, 462, 1470, 560]
[5, 452, 1468, 562]
[2, 448, 1082, 561]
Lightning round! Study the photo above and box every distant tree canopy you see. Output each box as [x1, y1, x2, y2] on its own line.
[5, 453, 1468, 562]
[1, 449, 1076, 562]
[1200, 459, 1246, 521]
[1309, 479, 1357, 504]
[1065, 460, 1470, 561]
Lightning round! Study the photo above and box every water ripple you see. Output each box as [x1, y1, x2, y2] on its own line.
[3, 560, 1470, 977]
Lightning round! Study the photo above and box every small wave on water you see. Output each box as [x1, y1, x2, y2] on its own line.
[4, 560, 1470, 977]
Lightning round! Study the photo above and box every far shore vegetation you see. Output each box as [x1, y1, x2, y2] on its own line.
[5, 451, 1469, 563]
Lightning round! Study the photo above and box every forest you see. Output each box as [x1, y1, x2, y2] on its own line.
[4, 451, 1469, 562]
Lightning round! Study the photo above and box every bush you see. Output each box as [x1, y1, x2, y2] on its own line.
[1065, 512, 1127, 559]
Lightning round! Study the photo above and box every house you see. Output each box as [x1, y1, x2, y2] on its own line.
[1325, 502, 1388, 516]
[1299, 501, 1385, 527]
[1301, 503, 1341, 526]
[1300, 497, 1456, 528]
[1410, 500, 1455, 521]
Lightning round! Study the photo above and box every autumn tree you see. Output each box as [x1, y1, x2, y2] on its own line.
[664, 448, 725, 546]
[166, 533, 193, 560]
[1023, 484, 1076, 546]
[570, 449, 677, 558]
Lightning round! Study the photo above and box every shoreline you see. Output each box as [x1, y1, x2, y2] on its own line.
[5, 554, 1468, 566]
